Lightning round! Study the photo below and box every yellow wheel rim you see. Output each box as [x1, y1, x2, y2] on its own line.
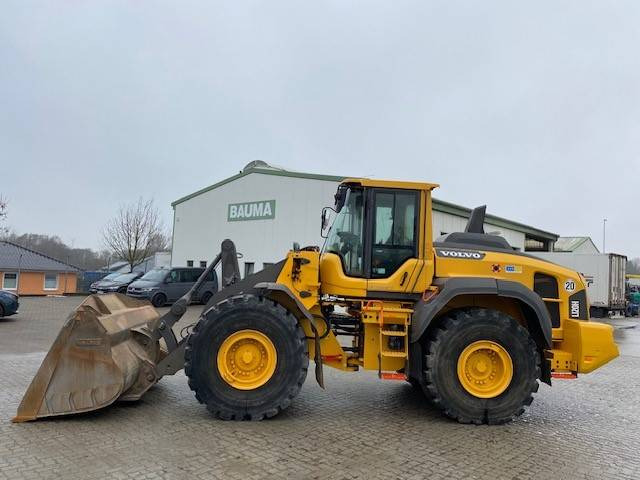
[457, 340, 513, 399]
[217, 329, 277, 390]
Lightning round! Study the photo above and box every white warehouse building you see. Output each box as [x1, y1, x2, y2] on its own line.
[171, 161, 558, 276]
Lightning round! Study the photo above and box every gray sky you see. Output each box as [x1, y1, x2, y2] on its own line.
[2, 1, 639, 257]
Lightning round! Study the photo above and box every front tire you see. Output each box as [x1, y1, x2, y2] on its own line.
[185, 295, 308, 420]
[422, 308, 540, 425]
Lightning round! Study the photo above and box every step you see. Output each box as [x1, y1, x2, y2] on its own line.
[379, 372, 407, 381]
[380, 350, 407, 358]
[380, 329, 408, 336]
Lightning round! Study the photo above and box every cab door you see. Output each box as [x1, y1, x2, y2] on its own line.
[366, 188, 425, 294]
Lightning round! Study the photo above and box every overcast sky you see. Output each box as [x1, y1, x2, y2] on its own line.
[2, 1, 639, 257]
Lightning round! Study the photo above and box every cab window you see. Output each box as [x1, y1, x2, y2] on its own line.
[322, 188, 365, 277]
[371, 190, 418, 278]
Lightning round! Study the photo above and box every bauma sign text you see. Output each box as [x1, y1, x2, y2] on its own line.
[228, 200, 276, 221]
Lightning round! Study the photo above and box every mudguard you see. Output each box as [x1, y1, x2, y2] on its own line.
[410, 277, 552, 350]
[253, 282, 325, 388]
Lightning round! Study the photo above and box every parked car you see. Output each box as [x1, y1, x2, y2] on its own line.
[89, 272, 126, 293]
[0, 290, 19, 317]
[94, 272, 144, 294]
[127, 267, 218, 307]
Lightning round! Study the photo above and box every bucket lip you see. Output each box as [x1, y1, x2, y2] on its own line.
[12, 414, 37, 423]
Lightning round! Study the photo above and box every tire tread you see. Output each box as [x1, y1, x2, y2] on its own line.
[423, 308, 540, 425]
[185, 294, 308, 421]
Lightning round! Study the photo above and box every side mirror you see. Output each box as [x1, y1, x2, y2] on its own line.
[320, 207, 334, 238]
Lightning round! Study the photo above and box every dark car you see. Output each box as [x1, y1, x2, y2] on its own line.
[0, 290, 19, 317]
[89, 272, 124, 293]
[94, 272, 144, 294]
[127, 267, 218, 307]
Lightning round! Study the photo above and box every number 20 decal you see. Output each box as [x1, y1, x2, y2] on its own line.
[564, 280, 576, 292]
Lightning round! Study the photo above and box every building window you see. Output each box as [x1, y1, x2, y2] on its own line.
[187, 260, 194, 267]
[263, 262, 274, 269]
[44, 273, 59, 290]
[200, 260, 207, 268]
[2, 272, 18, 290]
[244, 262, 254, 278]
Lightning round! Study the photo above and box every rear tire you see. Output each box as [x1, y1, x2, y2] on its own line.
[0, 304, 4, 317]
[151, 293, 167, 308]
[185, 294, 308, 420]
[422, 308, 540, 425]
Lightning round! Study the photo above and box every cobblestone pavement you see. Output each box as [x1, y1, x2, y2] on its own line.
[1, 297, 639, 479]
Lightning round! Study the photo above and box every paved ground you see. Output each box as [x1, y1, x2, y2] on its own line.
[1, 296, 639, 479]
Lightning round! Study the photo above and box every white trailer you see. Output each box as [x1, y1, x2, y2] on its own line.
[531, 252, 627, 317]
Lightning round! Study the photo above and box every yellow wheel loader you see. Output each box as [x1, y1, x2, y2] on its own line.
[14, 178, 619, 425]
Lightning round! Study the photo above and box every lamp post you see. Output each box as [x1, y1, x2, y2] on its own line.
[602, 218, 607, 253]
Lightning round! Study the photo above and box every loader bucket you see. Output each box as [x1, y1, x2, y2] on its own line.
[13, 294, 163, 422]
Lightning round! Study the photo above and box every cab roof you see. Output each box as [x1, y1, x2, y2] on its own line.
[341, 177, 439, 191]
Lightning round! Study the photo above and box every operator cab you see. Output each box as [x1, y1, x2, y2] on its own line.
[321, 179, 437, 283]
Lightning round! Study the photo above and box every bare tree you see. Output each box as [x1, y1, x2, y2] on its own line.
[102, 198, 169, 272]
[0, 195, 8, 237]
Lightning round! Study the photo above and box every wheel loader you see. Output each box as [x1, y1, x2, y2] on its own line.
[14, 178, 619, 425]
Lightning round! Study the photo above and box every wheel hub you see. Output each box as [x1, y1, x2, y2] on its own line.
[217, 330, 277, 390]
[457, 340, 513, 398]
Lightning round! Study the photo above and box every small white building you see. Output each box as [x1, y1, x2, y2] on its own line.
[552, 236, 600, 254]
[171, 162, 558, 276]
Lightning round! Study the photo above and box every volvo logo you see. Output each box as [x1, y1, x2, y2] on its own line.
[436, 249, 485, 260]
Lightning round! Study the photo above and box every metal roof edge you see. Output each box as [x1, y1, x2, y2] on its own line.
[431, 199, 558, 241]
[9, 267, 79, 273]
[171, 167, 346, 207]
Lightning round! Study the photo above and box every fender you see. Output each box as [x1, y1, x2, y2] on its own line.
[253, 282, 325, 388]
[253, 282, 315, 324]
[410, 277, 552, 350]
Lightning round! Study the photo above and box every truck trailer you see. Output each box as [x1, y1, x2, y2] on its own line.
[531, 252, 626, 317]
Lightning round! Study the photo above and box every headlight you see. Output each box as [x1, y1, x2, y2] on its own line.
[141, 287, 157, 292]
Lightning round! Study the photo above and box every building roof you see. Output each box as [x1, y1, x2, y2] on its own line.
[0, 241, 80, 273]
[172, 162, 344, 207]
[172, 162, 558, 241]
[553, 236, 599, 252]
